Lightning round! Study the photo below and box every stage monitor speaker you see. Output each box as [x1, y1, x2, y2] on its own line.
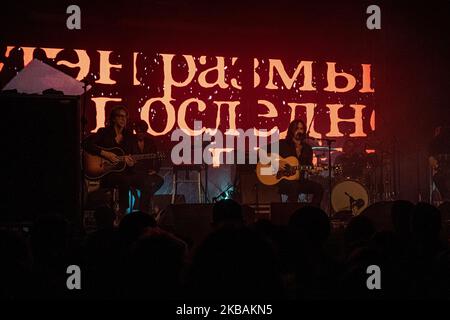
[270, 202, 309, 225]
[153, 194, 185, 213]
[159, 203, 256, 248]
[1, 93, 81, 224]
[238, 166, 279, 204]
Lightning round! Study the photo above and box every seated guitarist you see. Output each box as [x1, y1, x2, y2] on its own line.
[83, 105, 162, 218]
[277, 119, 324, 207]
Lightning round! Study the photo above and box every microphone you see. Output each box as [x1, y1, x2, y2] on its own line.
[355, 198, 365, 209]
[345, 192, 365, 210]
[344, 192, 355, 203]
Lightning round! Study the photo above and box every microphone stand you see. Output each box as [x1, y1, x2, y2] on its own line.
[80, 78, 88, 230]
[325, 137, 335, 217]
[344, 191, 365, 215]
[344, 191, 356, 214]
[307, 136, 336, 217]
[305, 111, 316, 140]
[79, 74, 96, 230]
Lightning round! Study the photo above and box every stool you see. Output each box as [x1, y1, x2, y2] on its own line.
[172, 165, 203, 204]
[84, 179, 120, 212]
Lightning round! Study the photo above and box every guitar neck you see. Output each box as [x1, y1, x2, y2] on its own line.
[293, 165, 314, 170]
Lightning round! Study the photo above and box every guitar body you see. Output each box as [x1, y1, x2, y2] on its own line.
[256, 155, 300, 186]
[84, 147, 127, 180]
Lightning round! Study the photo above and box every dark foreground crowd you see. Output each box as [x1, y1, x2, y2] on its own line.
[1, 200, 449, 300]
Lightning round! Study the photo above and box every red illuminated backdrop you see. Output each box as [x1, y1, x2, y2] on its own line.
[3, 1, 449, 202]
[1, 45, 376, 153]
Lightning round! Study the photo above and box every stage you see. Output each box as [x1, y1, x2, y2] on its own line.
[1, 0, 450, 302]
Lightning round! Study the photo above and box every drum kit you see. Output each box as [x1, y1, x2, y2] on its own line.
[308, 137, 397, 217]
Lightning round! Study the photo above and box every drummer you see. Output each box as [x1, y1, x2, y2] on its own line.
[334, 139, 368, 180]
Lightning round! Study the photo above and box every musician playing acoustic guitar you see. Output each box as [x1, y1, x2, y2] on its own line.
[83, 105, 163, 218]
[277, 119, 324, 207]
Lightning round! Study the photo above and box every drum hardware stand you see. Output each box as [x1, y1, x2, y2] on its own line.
[416, 143, 423, 201]
[309, 137, 336, 217]
[392, 136, 399, 200]
[198, 142, 212, 203]
[305, 113, 336, 216]
[201, 163, 210, 203]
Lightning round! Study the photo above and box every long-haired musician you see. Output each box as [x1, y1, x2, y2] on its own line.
[83, 105, 162, 218]
[277, 119, 324, 207]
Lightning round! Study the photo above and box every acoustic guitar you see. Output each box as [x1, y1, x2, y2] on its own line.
[256, 154, 322, 186]
[84, 146, 165, 180]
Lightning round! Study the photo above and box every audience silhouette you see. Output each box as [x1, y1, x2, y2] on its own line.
[0, 199, 449, 300]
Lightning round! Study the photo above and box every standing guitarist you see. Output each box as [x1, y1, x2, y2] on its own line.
[277, 119, 324, 207]
[83, 105, 160, 218]
[429, 126, 450, 201]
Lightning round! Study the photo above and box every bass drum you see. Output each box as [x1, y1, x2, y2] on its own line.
[331, 179, 369, 215]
